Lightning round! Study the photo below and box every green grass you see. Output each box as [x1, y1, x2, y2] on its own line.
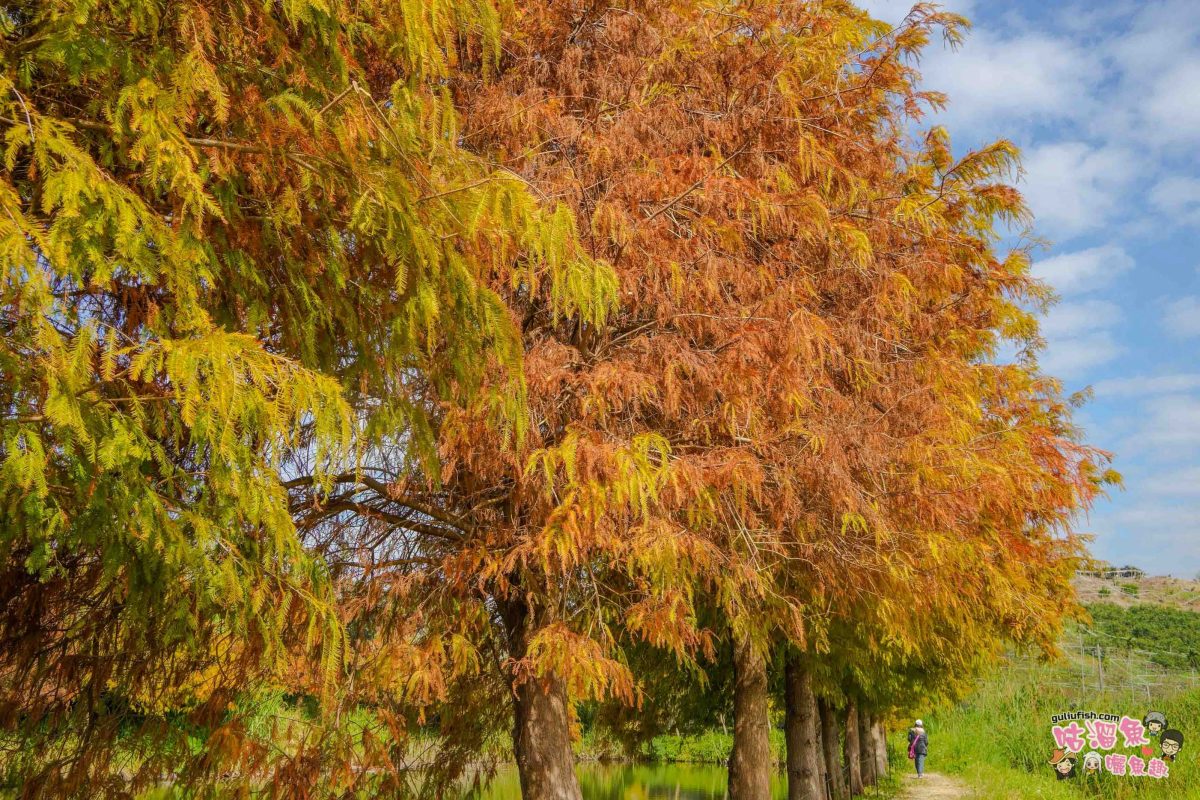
[637, 728, 786, 764]
[476, 758, 904, 799]
[918, 624, 1200, 798]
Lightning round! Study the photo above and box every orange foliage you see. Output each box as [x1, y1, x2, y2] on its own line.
[287, 2, 1118, 793]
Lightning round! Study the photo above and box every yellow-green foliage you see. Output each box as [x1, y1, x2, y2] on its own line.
[0, 0, 610, 794]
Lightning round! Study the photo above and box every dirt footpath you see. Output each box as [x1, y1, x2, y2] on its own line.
[899, 771, 970, 799]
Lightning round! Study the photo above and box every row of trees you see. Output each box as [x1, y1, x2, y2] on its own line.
[0, 0, 1115, 798]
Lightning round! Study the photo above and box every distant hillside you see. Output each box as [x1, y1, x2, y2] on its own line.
[1085, 603, 1200, 670]
[1074, 570, 1200, 610]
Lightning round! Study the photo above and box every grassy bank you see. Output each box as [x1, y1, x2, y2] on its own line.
[566, 727, 904, 799]
[913, 611, 1200, 798]
[477, 761, 904, 800]
[578, 729, 787, 767]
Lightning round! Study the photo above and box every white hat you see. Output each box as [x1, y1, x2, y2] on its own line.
[914, 719, 924, 727]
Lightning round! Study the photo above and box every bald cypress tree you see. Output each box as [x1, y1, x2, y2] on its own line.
[0, 0, 608, 794]
[1, 1, 1120, 796]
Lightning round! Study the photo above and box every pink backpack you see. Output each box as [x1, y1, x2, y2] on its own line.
[908, 731, 919, 759]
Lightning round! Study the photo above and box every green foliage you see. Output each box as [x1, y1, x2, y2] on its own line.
[1086, 603, 1200, 670]
[0, 0, 611, 793]
[639, 729, 785, 765]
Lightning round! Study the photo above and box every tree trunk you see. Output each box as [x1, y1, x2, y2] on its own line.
[873, 720, 889, 779]
[819, 698, 847, 800]
[844, 699, 863, 797]
[501, 599, 582, 800]
[784, 655, 824, 800]
[859, 709, 876, 787]
[729, 631, 772, 800]
[817, 715, 829, 800]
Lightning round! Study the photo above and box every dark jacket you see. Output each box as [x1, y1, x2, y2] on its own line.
[908, 727, 928, 756]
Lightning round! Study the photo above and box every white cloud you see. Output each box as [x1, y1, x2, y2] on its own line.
[1054, 1, 1141, 35]
[1149, 176, 1200, 226]
[1141, 60, 1200, 149]
[1033, 245, 1134, 296]
[1108, 0, 1200, 78]
[1020, 145, 1141, 239]
[1137, 394, 1200, 450]
[980, 0, 1200, 579]
[1093, 387, 1200, 484]
[1037, 299, 1125, 377]
[1039, 331, 1124, 378]
[1105, 2, 1200, 150]
[919, 29, 1102, 138]
[1090, 501, 1200, 576]
[1164, 296, 1200, 338]
[904, 2, 1198, 240]
[1041, 299, 1122, 338]
[1146, 466, 1200, 496]
[1094, 373, 1200, 397]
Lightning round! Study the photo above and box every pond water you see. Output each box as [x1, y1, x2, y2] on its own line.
[477, 763, 788, 799]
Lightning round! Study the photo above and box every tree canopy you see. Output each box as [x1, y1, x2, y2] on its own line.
[0, 1, 1117, 798]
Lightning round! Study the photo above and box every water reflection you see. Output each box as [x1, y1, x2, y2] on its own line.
[478, 763, 788, 799]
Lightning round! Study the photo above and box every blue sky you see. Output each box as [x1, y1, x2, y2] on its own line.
[861, 1, 1200, 576]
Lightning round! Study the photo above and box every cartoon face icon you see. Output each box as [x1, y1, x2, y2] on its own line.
[1161, 729, 1184, 761]
[1144, 711, 1168, 737]
[1049, 748, 1076, 779]
[1082, 752, 1102, 774]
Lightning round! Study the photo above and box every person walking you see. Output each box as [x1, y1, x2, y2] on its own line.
[908, 719, 929, 778]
